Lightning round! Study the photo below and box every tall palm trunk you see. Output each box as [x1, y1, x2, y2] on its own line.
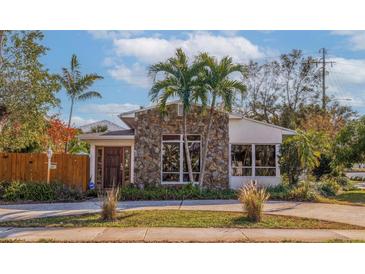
[199, 94, 216, 187]
[64, 97, 74, 153]
[182, 108, 194, 183]
[0, 30, 4, 67]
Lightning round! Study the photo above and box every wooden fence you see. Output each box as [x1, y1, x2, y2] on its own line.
[0, 153, 89, 191]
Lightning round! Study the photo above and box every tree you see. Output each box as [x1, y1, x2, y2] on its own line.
[91, 124, 108, 133]
[197, 53, 246, 187]
[280, 130, 323, 185]
[58, 54, 103, 152]
[278, 50, 322, 128]
[0, 31, 60, 152]
[46, 118, 77, 153]
[238, 49, 322, 129]
[333, 116, 365, 168]
[148, 48, 205, 182]
[239, 61, 280, 123]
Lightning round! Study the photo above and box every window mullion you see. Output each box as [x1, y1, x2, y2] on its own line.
[179, 137, 183, 183]
[252, 144, 255, 177]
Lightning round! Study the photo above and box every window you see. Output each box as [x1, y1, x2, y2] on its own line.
[255, 145, 276, 176]
[230, 144, 278, 177]
[231, 145, 252, 176]
[162, 134, 201, 183]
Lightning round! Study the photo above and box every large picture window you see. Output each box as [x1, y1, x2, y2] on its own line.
[231, 144, 277, 177]
[162, 135, 201, 183]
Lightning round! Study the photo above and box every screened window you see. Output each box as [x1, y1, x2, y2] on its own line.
[255, 145, 276, 176]
[162, 135, 201, 183]
[231, 144, 278, 177]
[231, 145, 252, 176]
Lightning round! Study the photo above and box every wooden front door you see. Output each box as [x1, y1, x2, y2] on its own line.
[103, 147, 131, 188]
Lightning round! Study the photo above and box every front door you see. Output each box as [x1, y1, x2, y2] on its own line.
[103, 146, 131, 188]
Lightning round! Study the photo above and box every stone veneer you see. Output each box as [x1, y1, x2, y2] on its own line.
[134, 104, 229, 189]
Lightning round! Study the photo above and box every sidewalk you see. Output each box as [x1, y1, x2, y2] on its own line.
[1, 226, 365, 242]
[1, 200, 365, 227]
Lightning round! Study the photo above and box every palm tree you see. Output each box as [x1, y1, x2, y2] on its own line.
[149, 48, 205, 182]
[197, 53, 246, 187]
[58, 54, 103, 152]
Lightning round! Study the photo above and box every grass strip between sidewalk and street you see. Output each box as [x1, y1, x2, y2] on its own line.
[0, 210, 361, 229]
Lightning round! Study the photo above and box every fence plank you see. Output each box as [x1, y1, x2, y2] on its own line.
[0, 152, 89, 191]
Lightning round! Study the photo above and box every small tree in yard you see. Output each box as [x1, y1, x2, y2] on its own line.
[197, 53, 246, 187]
[46, 118, 77, 153]
[57, 54, 103, 152]
[333, 116, 365, 168]
[239, 181, 269, 222]
[280, 130, 324, 185]
[148, 48, 205, 183]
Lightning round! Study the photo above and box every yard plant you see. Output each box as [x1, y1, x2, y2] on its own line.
[99, 186, 120, 221]
[238, 181, 270, 222]
[119, 183, 237, 201]
[0, 180, 83, 202]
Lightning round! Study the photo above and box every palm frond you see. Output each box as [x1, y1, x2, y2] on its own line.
[77, 91, 102, 101]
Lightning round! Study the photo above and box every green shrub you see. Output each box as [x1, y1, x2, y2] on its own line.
[119, 184, 237, 201]
[0, 181, 83, 202]
[335, 176, 350, 187]
[288, 181, 319, 201]
[267, 183, 291, 200]
[318, 178, 341, 197]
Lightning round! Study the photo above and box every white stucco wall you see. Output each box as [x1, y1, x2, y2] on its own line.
[86, 139, 135, 184]
[228, 118, 287, 189]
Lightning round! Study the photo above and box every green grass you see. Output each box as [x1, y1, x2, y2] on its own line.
[0, 210, 361, 229]
[334, 190, 365, 204]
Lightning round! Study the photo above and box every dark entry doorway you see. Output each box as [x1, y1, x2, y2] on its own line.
[103, 146, 131, 188]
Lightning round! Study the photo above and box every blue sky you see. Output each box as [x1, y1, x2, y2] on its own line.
[42, 30, 365, 127]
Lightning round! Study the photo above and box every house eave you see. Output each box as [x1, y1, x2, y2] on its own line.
[79, 135, 135, 141]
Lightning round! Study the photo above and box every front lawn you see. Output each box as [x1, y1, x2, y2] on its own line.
[0, 210, 360, 229]
[334, 190, 365, 204]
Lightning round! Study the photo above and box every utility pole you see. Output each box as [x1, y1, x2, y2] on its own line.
[311, 48, 335, 111]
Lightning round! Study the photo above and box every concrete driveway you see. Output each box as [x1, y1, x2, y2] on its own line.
[1, 199, 365, 227]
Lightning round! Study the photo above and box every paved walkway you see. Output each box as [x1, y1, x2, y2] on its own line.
[1, 226, 365, 242]
[1, 199, 365, 227]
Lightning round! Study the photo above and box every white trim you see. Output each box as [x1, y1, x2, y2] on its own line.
[161, 134, 201, 184]
[79, 135, 134, 140]
[230, 143, 279, 178]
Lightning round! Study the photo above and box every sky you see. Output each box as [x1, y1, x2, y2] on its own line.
[41, 30, 365, 127]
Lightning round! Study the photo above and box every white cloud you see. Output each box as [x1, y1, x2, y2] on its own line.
[332, 31, 365, 51]
[108, 63, 150, 88]
[331, 57, 365, 84]
[326, 57, 365, 108]
[79, 103, 141, 115]
[88, 30, 144, 40]
[112, 32, 265, 64]
[104, 32, 265, 88]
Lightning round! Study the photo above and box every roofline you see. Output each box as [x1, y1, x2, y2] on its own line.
[231, 113, 296, 134]
[118, 101, 296, 135]
[118, 99, 181, 118]
[79, 134, 134, 141]
[79, 119, 124, 129]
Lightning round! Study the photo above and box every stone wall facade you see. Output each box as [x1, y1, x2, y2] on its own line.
[133, 104, 229, 189]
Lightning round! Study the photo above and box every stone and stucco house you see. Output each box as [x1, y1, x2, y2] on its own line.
[79, 101, 295, 189]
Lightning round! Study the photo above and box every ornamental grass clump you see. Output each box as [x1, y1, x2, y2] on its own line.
[239, 181, 270, 222]
[99, 186, 120, 221]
